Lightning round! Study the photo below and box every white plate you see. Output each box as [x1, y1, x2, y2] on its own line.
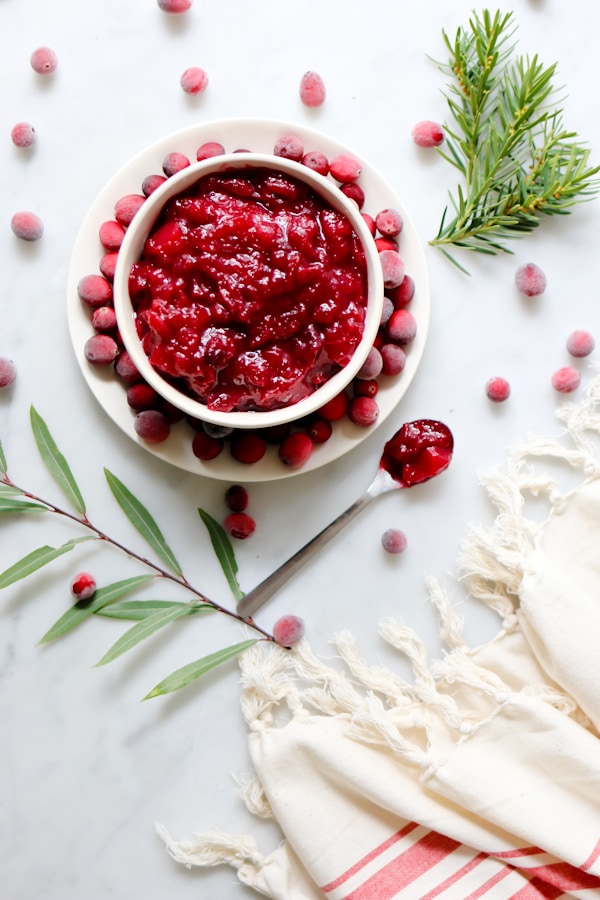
[67, 117, 430, 482]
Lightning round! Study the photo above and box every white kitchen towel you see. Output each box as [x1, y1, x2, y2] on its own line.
[158, 377, 600, 899]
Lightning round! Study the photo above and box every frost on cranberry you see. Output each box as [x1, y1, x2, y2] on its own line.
[387, 274, 415, 309]
[348, 396, 379, 427]
[71, 572, 96, 602]
[142, 173, 168, 196]
[114, 194, 145, 227]
[134, 409, 171, 443]
[99, 219, 125, 251]
[375, 208, 403, 237]
[329, 153, 362, 183]
[567, 330, 595, 358]
[84, 334, 119, 365]
[180, 66, 208, 94]
[551, 366, 581, 393]
[515, 262, 547, 297]
[157, 0, 192, 12]
[412, 120, 444, 148]
[379, 250, 405, 290]
[223, 512, 256, 540]
[273, 134, 304, 161]
[0, 358, 17, 389]
[485, 376, 511, 402]
[91, 306, 117, 333]
[299, 70, 326, 107]
[301, 150, 329, 176]
[380, 343, 406, 376]
[273, 614, 305, 647]
[387, 309, 417, 345]
[356, 346, 383, 380]
[162, 152, 190, 177]
[278, 431, 314, 468]
[11, 211, 43, 242]
[30, 46, 58, 75]
[77, 273, 113, 309]
[11, 122, 37, 149]
[381, 528, 407, 555]
[196, 141, 225, 161]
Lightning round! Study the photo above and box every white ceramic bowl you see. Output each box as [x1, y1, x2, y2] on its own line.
[113, 152, 384, 430]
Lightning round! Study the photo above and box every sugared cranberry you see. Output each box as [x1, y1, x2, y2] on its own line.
[301, 150, 329, 176]
[379, 250, 405, 290]
[115, 350, 141, 384]
[71, 572, 96, 601]
[0, 358, 17, 388]
[380, 297, 394, 326]
[348, 396, 379, 427]
[11, 211, 43, 242]
[375, 208, 403, 237]
[273, 615, 305, 647]
[566, 330, 595, 358]
[307, 417, 333, 443]
[191, 430, 223, 460]
[551, 366, 581, 393]
[225, 484, 249, 512]
[381, 528, 407, 554]
[114, 194, 145, 227]
[515, 262, 546, 297]
[77, 274, 113, 309]
[84, 334, 119, 365]
[380, 343, 406, 376]
[230, 432, 267, 464]
[273, 134, 304, 161]
[318, 391, 349, 421]
[99, 219, 125, 251]
[223, 512, 256, 540]
[387, 309, 417, 344]
[329, 153, 362, 183]
[134, 409, 171, 443]
[162, 152, 190, 176]
[91, 306, 117, 333]
[196, 141, 225, 160]
[142, 174, 167, 196]
[157, 0, 192, 12]
[11, 122, 37, 148]
[30, 46, 58, 74]
[99, 252, 119, 282]
[278, 431, 314, 468]
[387, 274, 415, 308]
[299, 70, 326, 107]
[356, 346, 383, 380]
[412, 120, 444, 147]
[485, 376, 511, 402]
[180, 66, 208, 94]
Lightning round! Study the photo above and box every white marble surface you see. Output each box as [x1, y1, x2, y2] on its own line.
[1, 0, 599, 896]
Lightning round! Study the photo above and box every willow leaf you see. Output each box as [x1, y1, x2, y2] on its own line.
[0, 494, 47, 513]
[0, 440, 7, 475]
[143, 639, 258, 700]
[0, 537, 92, 590]
[95, 604, 191, 666]
[38, 574, 155, 643]
[96, 600, 213, 621]
[104, 469, 182, 576]
[30, 406, 86, 516]
[198, 508, 243, 602]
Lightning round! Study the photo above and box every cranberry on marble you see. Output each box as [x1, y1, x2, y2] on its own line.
[485, 376, 511, 402]
[30, 46, 58, 74]
[0, 358, 17, 388]
[180, 66, 208, 94]
[273, 615, 305, 647]
[515, 262, 546, 297]
[11, 211, 43, 242]
[11, 122, 37, 148]
[223, 512, 256, 540]
[412, 120, 444, 147]
[71, 572, 96, 601]
[566, 330, 595, 358]
[299, 71, 326, 107]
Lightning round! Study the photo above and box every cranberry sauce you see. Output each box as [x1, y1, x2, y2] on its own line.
[127, 167, 369, 413]
[380, 419, 453, 487]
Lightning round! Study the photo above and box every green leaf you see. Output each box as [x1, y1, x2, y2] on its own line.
[0, 537, 92, 590]
[0, 440, 7, 476]
[30, 406, 86, 516]
[198, 508, 244, 602]
[96, 599, 213, 621]
[0, 494, 47, 513]
[95, 604, 192, 666]
[38, 574, 154, 643]
[104, 469, 183, 576]
[143, 639, 258, 700]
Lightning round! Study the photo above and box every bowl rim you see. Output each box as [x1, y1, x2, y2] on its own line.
[113, 151, 384, 429]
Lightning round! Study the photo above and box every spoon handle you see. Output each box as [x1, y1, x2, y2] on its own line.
[236, 488, 375, 620]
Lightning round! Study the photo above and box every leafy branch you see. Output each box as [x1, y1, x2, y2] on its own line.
[0, 406, 273, 699]
[429, 9, 600, 270]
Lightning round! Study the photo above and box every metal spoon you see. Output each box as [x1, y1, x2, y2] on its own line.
[236, 419, 453, 620]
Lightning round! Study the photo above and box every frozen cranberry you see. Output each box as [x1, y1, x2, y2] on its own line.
[340, 183, 365, 209]
[348, 396, 379, 427]
[0, 358, 17, 388]
[353, 378, 378, 398]
[225, 484, 249, 512]
[78, 274, 113, 309]
[191, 430, 223, 460]
[361, 212, 376, 236]
[387, 309, 416, 344]
[99, 219, 125, 251]
[299, 70, 326, 107]
[71, 572, 96, 601]
[515, 262, 546, 297]
[30, 46, 57, 74]
[485, 376, 511, 402]
[114, 194, 145, 227]
[374, 236, 398, 253]
[376, 208, 403, 237]
[99, 252, 118, 282]
[157, 0, 192, 12]
[307, 417, 333, 443]
[127, 382, 160, 411]
[134, 409, 171, 443]
[273, 134, 304, 161]
[115, 350, 141, 384]
[380, 297, 394, 326]
[231, 431, 267, 464]
[142, 173, 167, 196]
[162, 152, 190, 177]
[180, 66, 208, 94]
[273, 614, 305, 647]
[224, 512, 256, 540]
[566, 330, 595, 358]
[380, 343, 406, 376]
[551, 366, 581, 393]
[387, 274, 415, 308]
[329, 153, 362, 183]
[379, 250, 405, 290]
[11, 211, 43, 242]
[301, 150, 329, 176]
[412, 120, 444, 147]
[196, 141, 225, 160]
[381, 528, 407, 554]
[318, 391, 349, 421]
[356, 346, 383, 380]
[279, 431, 314, 468]
[91, 306, 117, 333]
[11, 122, 37, 148]
[84, 334, 119, 365]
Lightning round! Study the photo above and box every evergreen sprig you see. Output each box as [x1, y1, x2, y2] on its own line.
[0, 406, 274, 699]
[430, 9, 600, 270]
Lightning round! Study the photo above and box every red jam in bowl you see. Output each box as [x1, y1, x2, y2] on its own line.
[127, 167, 369, 413]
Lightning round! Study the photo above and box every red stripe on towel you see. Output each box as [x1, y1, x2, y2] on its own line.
[321, 822, 420, 894]
[419, 851, 490, 900]
[581, 837, 600, 872]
